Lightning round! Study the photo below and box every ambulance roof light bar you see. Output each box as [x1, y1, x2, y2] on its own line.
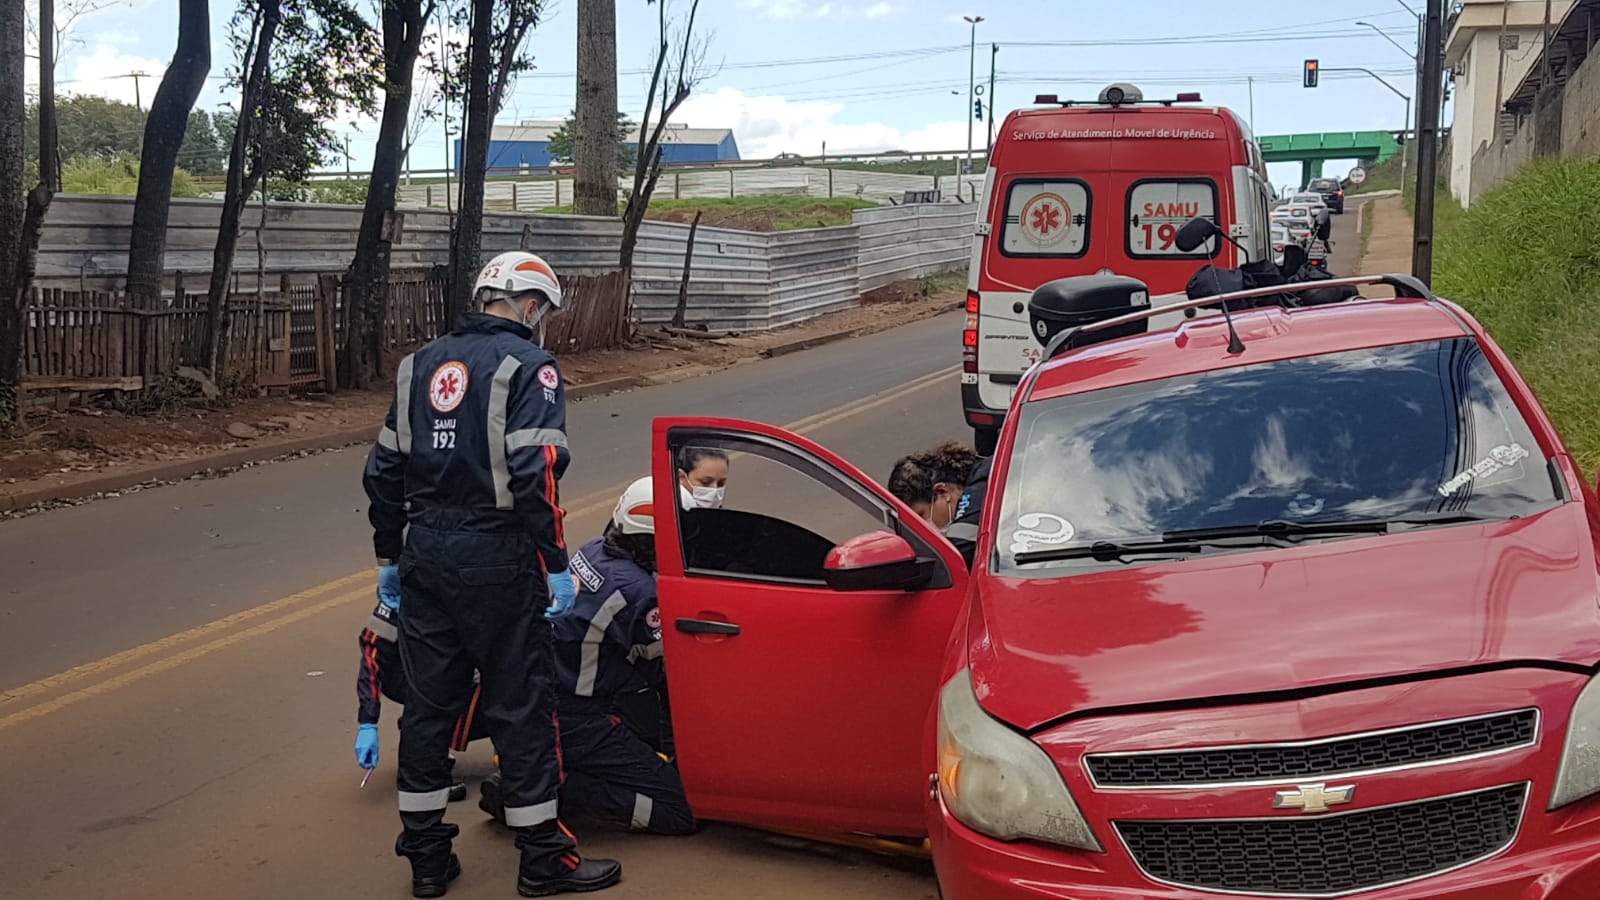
[1031, 85, 1205, 108]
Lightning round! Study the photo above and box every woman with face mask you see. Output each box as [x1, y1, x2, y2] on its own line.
[887, 441, 985, 570]
[676, 447, 730, 510]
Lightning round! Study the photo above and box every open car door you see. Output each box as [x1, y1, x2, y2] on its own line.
[650, 417, 970, 837]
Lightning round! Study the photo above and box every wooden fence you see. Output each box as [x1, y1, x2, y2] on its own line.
[21, 266, 634, 400]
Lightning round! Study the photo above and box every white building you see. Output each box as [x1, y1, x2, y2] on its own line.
[1446, 0, 1575, 204]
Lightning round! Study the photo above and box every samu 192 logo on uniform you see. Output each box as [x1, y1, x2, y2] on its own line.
[429, 361, 470, 413]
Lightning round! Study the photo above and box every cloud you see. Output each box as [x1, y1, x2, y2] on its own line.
[675, 86, 968, 158]
[738, 0, 901, 19]
[56, 43, 171, 107]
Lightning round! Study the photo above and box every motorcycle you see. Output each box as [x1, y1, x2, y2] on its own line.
[1173, 216, 1360, 313]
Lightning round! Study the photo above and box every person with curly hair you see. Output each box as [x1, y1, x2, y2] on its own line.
[886, 441, 989, 569]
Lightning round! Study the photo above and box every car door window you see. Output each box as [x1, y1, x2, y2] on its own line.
[669, 432, 953, 587]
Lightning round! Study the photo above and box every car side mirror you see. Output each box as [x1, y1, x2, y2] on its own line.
[824, 531, 936, 592]
[1175, 216, 1220, 253]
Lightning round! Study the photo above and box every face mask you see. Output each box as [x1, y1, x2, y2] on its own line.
[689, 486, 725, 509]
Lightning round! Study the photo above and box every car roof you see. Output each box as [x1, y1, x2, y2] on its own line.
[1026, 297, 1469, 402]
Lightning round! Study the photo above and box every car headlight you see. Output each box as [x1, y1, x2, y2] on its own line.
[936, 668, 1101, 850]
[1550, 673, 1600, 809]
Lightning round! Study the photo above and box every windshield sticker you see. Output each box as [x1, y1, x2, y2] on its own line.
[1438, 443, 1531, 497]
[1009, 513, 1076, 555]
[1285, 493, 1326, 517]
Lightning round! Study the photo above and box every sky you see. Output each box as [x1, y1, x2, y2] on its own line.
[27, 0, 1428, 188]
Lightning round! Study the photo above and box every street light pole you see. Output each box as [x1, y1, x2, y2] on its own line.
[986, 42, 998, 156]
[1354, 20, 1418, 59]
[964, 15, 983, 180]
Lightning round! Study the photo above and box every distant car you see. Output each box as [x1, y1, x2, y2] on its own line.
[1272, 212, 1316, 247]
[1269, 222, 1291, 267]
[1308, 176, 1346, 213]
[1290, 192, 1331, 218]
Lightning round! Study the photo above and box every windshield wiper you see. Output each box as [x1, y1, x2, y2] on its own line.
[1014, 540, 1207, 566]
[1164, 512, 1503, 544]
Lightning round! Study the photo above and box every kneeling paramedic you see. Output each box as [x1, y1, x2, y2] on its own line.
[354, 579, 491, 799]
[887, 440, 989, 570]
[482, 477, 696, 836]
[363, 251, 621, 898]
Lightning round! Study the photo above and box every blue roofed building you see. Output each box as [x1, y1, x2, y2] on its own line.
[457, 119, 741, 172]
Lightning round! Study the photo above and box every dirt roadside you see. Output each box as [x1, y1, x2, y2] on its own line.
[0, 277, 963, 515]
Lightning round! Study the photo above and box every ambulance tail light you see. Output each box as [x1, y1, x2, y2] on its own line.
[1033, 94, 1059, 104]
[963, 291, 980, 373]
[1175, 92, 1202, 102]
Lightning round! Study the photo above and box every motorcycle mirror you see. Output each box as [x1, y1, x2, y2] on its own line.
[1175, 217, 1220, 253]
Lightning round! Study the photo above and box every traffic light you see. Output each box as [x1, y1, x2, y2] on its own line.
[1303, 59, 1319, 88]
[974, 99, 984, 121]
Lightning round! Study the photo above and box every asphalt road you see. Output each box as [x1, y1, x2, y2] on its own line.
[0, 313, 962, 900]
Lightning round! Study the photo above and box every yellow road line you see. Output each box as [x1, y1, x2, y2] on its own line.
[0, 587, 371, 732]
[0, 365, 958, 727]
[0, 570, 372, 707]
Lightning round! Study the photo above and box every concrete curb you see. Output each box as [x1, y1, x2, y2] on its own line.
[759, 328, 861, 359]
[0, 425, 377, 513]
[567, 375, 646, 401]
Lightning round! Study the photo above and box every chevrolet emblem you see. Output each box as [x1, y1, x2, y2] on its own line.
[1273, 783, 1355, 814]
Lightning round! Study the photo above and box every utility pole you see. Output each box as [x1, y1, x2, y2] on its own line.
[123, 70, 148, 111]
[1413, 0, 1445, 283]
[986, 42, 997, 156]
[963, 15, 983, 177]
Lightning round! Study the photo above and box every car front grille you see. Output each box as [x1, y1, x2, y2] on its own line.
[1086, 709, 1537, 788]
[1113, 781, 1523, 890]
[1116, 783, 1526, 897]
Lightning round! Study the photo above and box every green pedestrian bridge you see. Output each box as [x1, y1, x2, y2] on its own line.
[1258, 131, 1402, 185]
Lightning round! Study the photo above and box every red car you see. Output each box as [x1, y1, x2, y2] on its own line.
[647, 274, 1600, 898]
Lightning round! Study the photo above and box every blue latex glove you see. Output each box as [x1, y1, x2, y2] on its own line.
[545, 569, 578, 620]
[377, 564, 401, 611]
[355, 723, 380, 769]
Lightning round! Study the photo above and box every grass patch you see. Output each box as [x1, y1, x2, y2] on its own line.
[1431, 157, 1600, 470]
[1348, 147, 1412, 195]
[539, 196, 881, 231]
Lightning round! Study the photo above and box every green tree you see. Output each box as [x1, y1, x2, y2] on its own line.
[543, 109, 633, 168]
[179, 109, 226, 175]
[202, 0, 379, 375]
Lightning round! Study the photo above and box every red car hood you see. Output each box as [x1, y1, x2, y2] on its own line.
[968, 507, 1600, 732]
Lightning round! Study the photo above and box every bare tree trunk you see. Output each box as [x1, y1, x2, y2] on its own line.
[445, 0, 493, 323]
[38, 0, 60, 192]
[204, 0, 279, 378]
[670, 209, 699, 328]
[344, 0, 429, 390]
[124, 0, 209, 308]
[2, 0, 46, 431]
[574, 0, 618, 216]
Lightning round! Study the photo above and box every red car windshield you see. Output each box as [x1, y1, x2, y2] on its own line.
[997, 338, 1559, 572]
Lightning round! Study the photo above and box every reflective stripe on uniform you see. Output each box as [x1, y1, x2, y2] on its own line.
[377, 426, 400, 452]
[504, 798, 559, 828]
[631, 793, 654, 830]
[506, 428, 567, 451]
[366, 614, 398, 642]
[944, 522, 980, 542]
[488, 356, 524, 510]
[575, 592, 629, 697]
[394, 354, 415, 456]
[398, 788, 451, 812]
[627, 641, 664, 663]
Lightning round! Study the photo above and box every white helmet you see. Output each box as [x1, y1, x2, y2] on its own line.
[473, 251, 563, 309]
[613, 477, 696, 535]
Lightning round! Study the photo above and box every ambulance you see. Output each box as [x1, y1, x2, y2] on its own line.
[960, 84, 1276, 454]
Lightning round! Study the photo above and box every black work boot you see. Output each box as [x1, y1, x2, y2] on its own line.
[517, 857, 622, 897]
[411, 853, 462, 899]
[478, 773, 508, 826]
